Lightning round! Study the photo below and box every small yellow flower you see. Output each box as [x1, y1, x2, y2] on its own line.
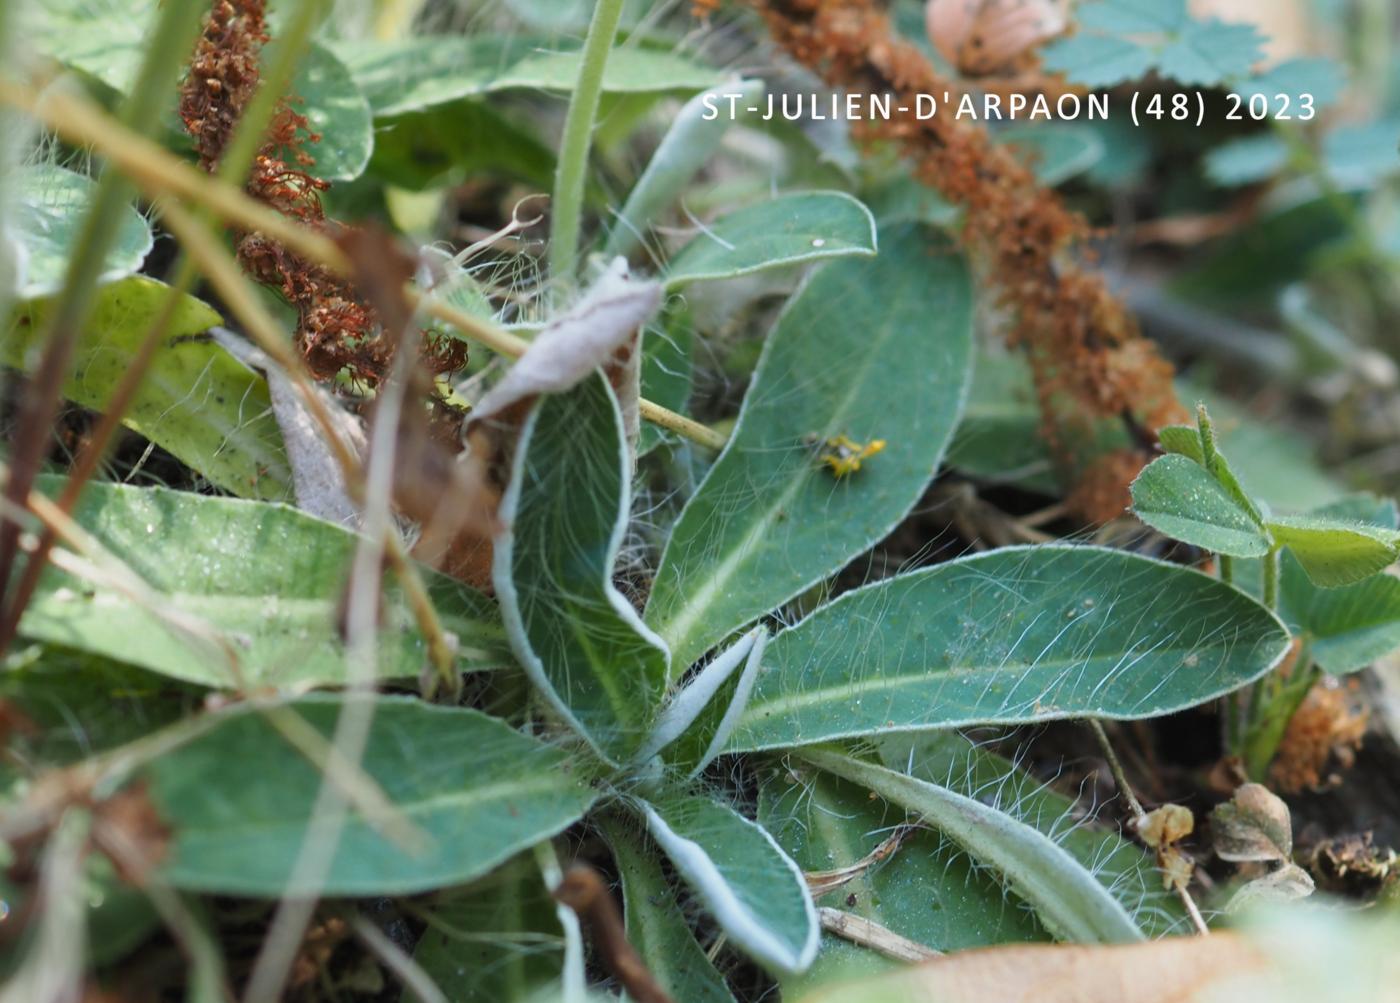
[817, 434, 887, 479]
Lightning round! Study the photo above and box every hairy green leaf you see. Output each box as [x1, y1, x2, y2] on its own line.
[1131, 454, 1270, 556]
[604, 819, 737, 1003]
[876, 732, 1186, 937]
[728, 545, 1290, 752]
[148, 696, 596, 895]
[758, 765, 1045, 993]
[494, 374, 670, 764]
[662, 192, 877, 288]
[10, 165, 152, 299]
[4, 276, 290, 498]
[334, 35, 720, 118]
[644, 627, 766, 779]
[639, 792, 818, 974]
[638, 306, 695, 456]
[646, 224, 973, 669]
[21, 478, 507, 688]
[798, 748, 1144, 944]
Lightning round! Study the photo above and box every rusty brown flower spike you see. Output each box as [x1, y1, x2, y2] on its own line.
[753, 0, 1187, 521]
[179, 0, 466, 387]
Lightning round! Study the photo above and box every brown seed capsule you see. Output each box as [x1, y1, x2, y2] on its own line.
[925, 0, 1068, 76]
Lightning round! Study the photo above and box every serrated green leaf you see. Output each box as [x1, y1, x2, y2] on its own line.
[639, 792, 818, 974]
[1157, 19, 1263, 87]
[662, 192, 877, 289]
[406, 856, 565, 1003]
[727, 545, 1290, 752]
[603, 819, 737, 1003]
[1076, 0, 1187, 33]
[1041, 34, 1154, 88]
[20, 477, 507, 688]
[645, 224, 973, 670]
[1237, 58, 1345, 111]
[758, 766, 1045, 994]
[1267, 515, 1399, 587]
[147, 696, 597, 896]
[10, 165, 152, 299]
[1323, 120, 1400, 187]
[334, 35, 720, 118]
[1131, 454, 1271, 556]
[797, 748, 1144, 944]
[494, 374, 670, 764]
[4, 276, 291, 499]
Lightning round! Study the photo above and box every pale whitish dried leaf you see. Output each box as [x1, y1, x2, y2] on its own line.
[1225, 863, 1314, 913]
[470, 258, 661, 441]
[1138, 804, 1194, 849]
[213, 329, 364, 526]
[1212, 783, 1293, 863]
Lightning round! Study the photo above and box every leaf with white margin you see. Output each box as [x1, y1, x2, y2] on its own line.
[726, 545, 1291, 752]
[645, 224, 973, 670]
[639, 792, 818, 975]
[640, 626, 766, 778]
[798, 747, 1144, 944]
[493, 373, 670, 765]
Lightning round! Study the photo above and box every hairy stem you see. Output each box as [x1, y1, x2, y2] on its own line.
[549, 0, 626, 287]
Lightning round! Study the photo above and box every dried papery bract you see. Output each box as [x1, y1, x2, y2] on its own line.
[926, 0, 1068, 76]
[752, 0, 1186, 521]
